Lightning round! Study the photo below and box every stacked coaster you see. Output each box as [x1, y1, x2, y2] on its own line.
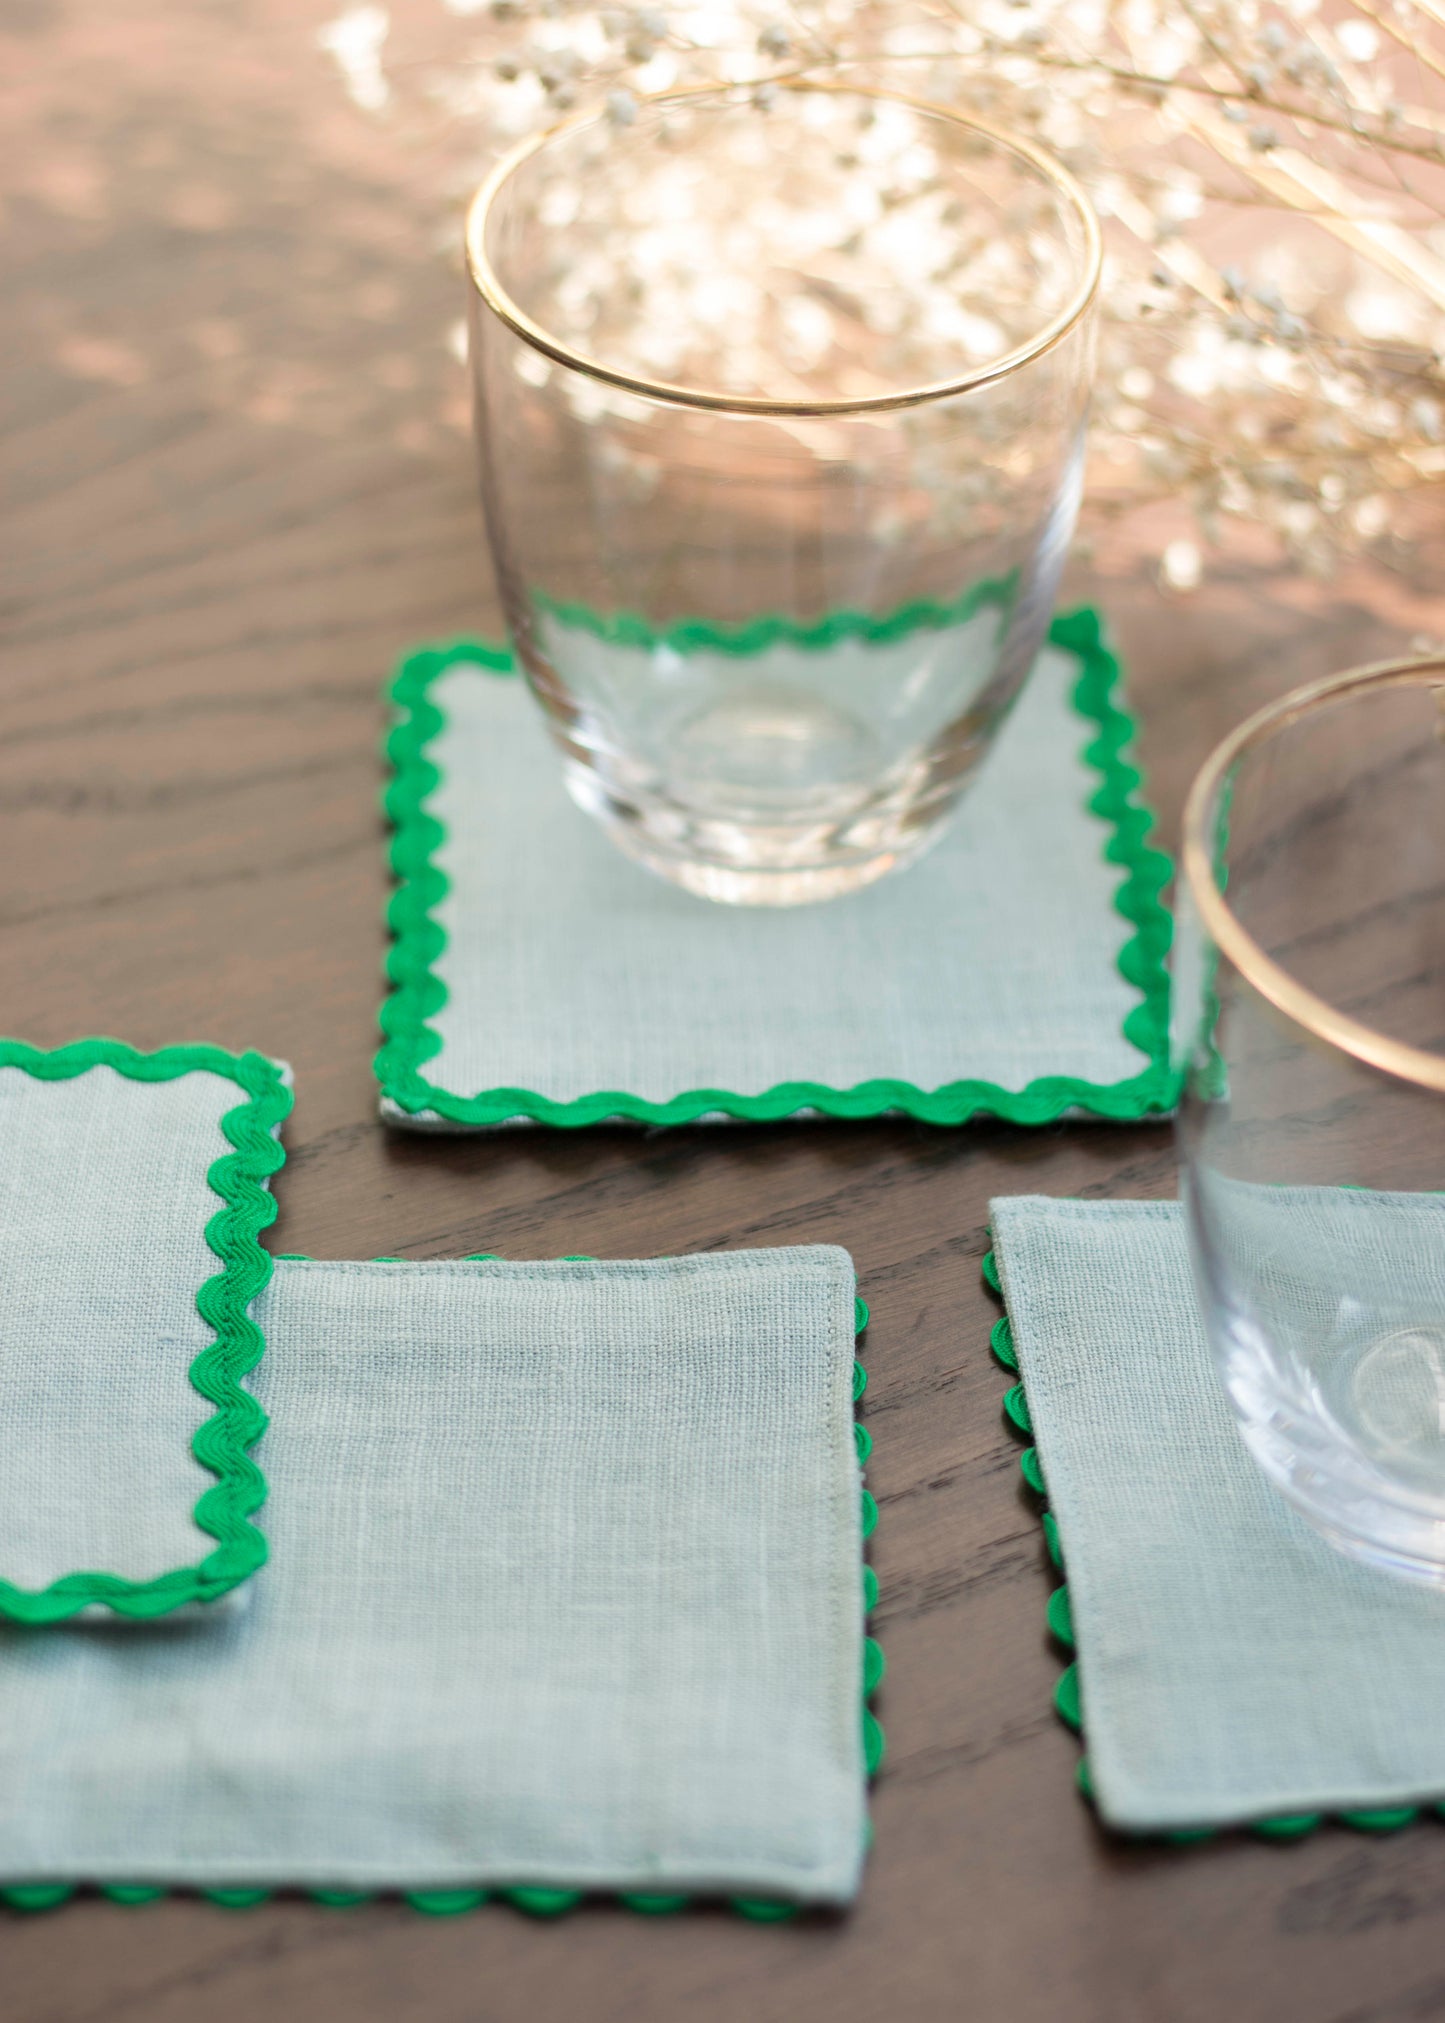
[0, 1056, 878, 1915]
[987, 1195, 1445, 1837]
[0, 1039, 289, 1625]
[376, 609, 1176, 1130]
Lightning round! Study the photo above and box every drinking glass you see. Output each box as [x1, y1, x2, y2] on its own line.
[465, 81, 1098, 905]
[1177, 659, 1445, 1581]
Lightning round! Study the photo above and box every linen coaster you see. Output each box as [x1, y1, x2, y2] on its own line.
[0, 1039, 290, 1626]
[986, 1194, 1445, 1837]
[376, 605, 1175, 1129]
[0, 1248, 882, 1912]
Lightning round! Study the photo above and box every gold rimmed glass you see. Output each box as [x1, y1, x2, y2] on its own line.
[1176, 659, 1445, 1582]
[465, 82, 1100, 905]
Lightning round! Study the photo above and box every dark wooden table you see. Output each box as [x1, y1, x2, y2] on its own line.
[6, 8, 1445, 2019]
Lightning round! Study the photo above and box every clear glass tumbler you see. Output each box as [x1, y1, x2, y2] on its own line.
[1177, 659, 1445, 1582]
[465, 81, 1098, 905]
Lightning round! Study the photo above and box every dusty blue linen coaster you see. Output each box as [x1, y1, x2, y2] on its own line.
[0, 1038, 290, 1626]
[377, 608, 1175, 1130]
[0, 1248, 880, 1910]
[988, 1195, 1445, 1836]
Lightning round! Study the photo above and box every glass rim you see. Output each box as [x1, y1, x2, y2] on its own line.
[1181, 656, 1445, 1096]
[463, 78, 1103, 419]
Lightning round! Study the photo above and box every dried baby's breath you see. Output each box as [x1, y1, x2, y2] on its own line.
[322, 0, 1445, 581]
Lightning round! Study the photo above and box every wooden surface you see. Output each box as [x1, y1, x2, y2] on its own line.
[6, 8, 1445, 2020]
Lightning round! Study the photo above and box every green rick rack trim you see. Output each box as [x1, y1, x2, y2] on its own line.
[982, 1242, 1434, 1844]
[2, 1276, 880, 1917]
[374, 604, 1180, 1128]
[531, 573, 1012, 658]
[0, 1039, 290, 1625]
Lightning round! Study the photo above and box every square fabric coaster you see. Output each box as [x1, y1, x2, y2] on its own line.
[0, 1248, 880, 1909]
[376, 607, 1175, 1129]
[0, 1039, 290, 1625]
[987, 1194, 1445, 1836]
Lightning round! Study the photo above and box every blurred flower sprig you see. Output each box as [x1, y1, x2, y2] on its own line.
[321, 0, 1445, 586]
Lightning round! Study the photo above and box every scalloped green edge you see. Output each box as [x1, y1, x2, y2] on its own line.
[532, 574, 1010, 658]
[982, 1244, 1433, 1845]
[374, 605, 1180, 1128]
[0, 1038, 290, 1625]
[3, 1283, 879, 1917]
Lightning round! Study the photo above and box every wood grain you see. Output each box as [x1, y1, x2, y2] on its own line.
[5, 7, 1445, 2020]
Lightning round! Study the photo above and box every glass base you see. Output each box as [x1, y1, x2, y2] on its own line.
[602, 820, 936, 905]
[560, 754, 951, 907]
[1232, 1332, 1445, 1586]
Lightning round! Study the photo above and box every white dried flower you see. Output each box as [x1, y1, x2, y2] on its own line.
[607, 87, 638, 126]
[535, 47, 579, 92]
[757, 22, 790, 58]
[1160, 539, 1203, 592]
[1248, 124, 1280, 151]
[1337, 18, 1380, 61]
[317, 7, 390, 114]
